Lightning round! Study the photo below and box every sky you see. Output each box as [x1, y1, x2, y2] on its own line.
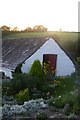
[0, 0, 79, 31]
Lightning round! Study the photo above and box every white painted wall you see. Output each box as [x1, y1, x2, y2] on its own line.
[21, 38, 75, 76]
[1, 67, 12, 78]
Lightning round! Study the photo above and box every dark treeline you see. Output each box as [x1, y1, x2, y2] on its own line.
[0, 25, 48, 36]
[0, 25, 47, 32]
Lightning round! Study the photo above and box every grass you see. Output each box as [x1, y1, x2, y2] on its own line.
[3, 31, 49, 39]
[3, 31, 78, 41]
[3, 31, 79, 60]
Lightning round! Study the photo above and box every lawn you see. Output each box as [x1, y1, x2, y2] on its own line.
[3, 31, 78, 41]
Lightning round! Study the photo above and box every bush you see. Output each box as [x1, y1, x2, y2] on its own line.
[40, 83, 50, 93]
[11, 78, 23, 94]
[12, 73, 43, 92]
[77, 57, 80, 65]
[2, 73, 30, 95]
[49, 93, 78, 107]
[29, 60, 43, 79]
[15, 88, 30, 104]
[13, 63, 22, 75]
[2, 72, 44, 96]
[72, 95, 80, 114]
[1, 72, 5, 79]
[4, 60, 56, 96]
[2, 77, 24, 96]
[2, 82, 11, 96]
[48, 92, 79, 114]
[36, 113, 48, 120]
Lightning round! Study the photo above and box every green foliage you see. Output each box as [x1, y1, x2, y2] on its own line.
[2, 63, 79, 115]
[72, 102, 80, 115]
[15, 88, 30, 104]
[13, 63, 22, 74]
[10, 78, 23, 94]
[29, 59, 55, 93]
[77, 57, 80, 65]
[3, 73, 30, 95]
[2, 82, 10, 96]
[10, 73, 37, 94]
[40, 82, 50, 93]
[52, 76, 76, 96]
[48, 74, 79, 115]
[48, 92, 79, 115]
[29, 60, 42, 79]
[36, 113, 48, 120]
[43, 72, 55, 82]
[52, 93, 77, 107]
[1, 72, 5, 79]
[2, 78, 22, 96]
[12, 73, 43, 91]
[2, 72, 45, 96]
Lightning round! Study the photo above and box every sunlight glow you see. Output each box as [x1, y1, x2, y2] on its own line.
[0, 0, 79, 31]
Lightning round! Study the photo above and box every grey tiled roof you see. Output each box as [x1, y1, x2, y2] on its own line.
[2, 37, 48, 70]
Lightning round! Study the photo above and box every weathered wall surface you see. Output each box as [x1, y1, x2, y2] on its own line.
[21, 38, 75, 76]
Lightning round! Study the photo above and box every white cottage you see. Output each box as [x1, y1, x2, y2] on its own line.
[2, 37, 75, 78]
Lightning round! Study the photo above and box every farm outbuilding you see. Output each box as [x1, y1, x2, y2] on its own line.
[2, 37, 75, 78]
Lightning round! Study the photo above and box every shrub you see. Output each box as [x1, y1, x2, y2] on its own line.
[2, 72, 45, 96]
[43, 72, 55, 82]
[12, 73, 43, 91]
[29, 60, 42, 79]
[40, 83, 50, 93]
[48, 92, 79, 114]
[36, 113, 48, 120]
[49, 93, 78, 107]
[13, 63, 22, 75]
[72, 95, 80, 114]
[77, 57, 80, 65]
[11, 78, 23, 94]
[15, 88, 30, 104]
[2, 77, 24, 95]
[1, 72, 5, 79]
[2, 73, 30, 95]
[2, 81, 11, 96]
[43, 62, 49, 75]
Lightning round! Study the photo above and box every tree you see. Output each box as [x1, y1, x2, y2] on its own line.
[29, 60, 42, 78]
[12, 27, 18, 31]
[33, 25, 47, 32]
[24, 27, 32, 32]
[0, 25, 11, 31]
